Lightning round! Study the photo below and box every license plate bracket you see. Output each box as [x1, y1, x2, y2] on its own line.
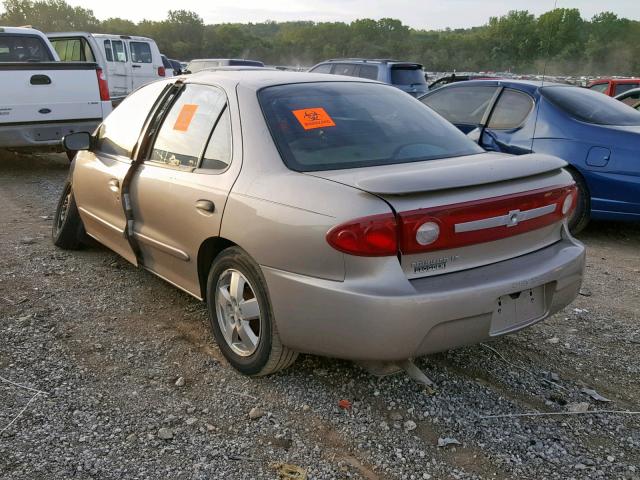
[490, 286, 546, 335]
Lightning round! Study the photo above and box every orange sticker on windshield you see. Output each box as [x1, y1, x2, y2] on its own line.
[292, 107, 336, 130]
[173, 104, 199, 131]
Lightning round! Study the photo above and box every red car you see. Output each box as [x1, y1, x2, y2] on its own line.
[587, 78, 640, 97]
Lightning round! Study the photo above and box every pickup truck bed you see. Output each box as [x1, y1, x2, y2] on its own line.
[0, 61, 110, 152]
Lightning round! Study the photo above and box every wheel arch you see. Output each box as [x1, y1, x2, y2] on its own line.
[197, 236, 237, 299]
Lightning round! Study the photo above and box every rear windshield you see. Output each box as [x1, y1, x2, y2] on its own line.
[258, 82, 483, 172]
[390, 66, 427, 86]
[0, 34, 53, 62]
[541, 86, 640, 126]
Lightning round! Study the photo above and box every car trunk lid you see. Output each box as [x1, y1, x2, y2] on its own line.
[309, 152, 575, 279]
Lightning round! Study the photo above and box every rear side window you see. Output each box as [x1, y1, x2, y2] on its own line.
[541, 86, 640, 126]
[50, 38, 95, 62]
[588, 83, 608, 93]
[130, 42, 152, 63]
[309, 64, 332, 74]
[95, 81, 167, 157]
[0, 34, 53, 61]
[103, 40, 113, 61]
[358, 65, 378, 80]
[614, 83, 639, 96]
[488, 89, 534, 129]
[259, 82, 483, 172]
[111, 40, 127, 62]
[201, 107, 232, 170]
[390, 66, 426, 86]
[332, 64, 357, 77]
[620, 90, 640, 105]
[149, 84, 227, 168]
[422, 86, 499, 125]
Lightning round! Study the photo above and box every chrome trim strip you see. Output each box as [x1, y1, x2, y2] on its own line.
[455, 203, 557, 233]
[133, 231, 190, 262]
[78, 207, 125, 234]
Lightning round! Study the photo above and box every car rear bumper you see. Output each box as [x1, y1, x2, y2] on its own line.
[0, 119, 102, 150]
[263, 228, 585, 361]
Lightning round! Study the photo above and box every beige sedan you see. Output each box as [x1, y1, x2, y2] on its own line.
[53, 70, 585, 376]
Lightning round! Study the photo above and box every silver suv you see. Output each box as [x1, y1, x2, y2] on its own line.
[308, 58, 428, 97]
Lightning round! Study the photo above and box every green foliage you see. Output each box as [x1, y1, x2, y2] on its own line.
[1, 0, 639, 75]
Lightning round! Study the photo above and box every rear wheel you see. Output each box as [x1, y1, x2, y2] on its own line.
[52, 181, 86, 249]
[206, 247, 298, 376]
[567, 170, 590, 234]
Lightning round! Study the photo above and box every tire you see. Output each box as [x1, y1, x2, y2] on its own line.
[206, 246, 298, 376]
[52, 181, 86, 249]
[567, 169, 590, 235]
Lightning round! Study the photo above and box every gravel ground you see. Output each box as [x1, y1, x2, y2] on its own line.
[1, 151, 639, 480]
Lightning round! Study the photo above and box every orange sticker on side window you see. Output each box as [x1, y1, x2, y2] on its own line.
[173, 104, 199, 131]
[292, 107, 336, 130]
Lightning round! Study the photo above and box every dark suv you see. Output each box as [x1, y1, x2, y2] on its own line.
[308, 59, 428, 97]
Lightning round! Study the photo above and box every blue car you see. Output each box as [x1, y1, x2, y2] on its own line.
[421, 80, 640, 232]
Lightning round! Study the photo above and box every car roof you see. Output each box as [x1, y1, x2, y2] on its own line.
[1, 26, 45, 35]
[589, 78, 640, 84]
[185, 69, 380, 90]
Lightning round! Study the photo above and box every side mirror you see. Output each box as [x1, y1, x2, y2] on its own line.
[183, 69, 191, 74]
[62, 131, 92, 152]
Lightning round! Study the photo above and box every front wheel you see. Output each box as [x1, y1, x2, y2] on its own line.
[206, 247, 298, 376]
[52, 181, 87, 249]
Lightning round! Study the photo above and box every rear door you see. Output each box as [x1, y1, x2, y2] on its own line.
[128, 40, 156, 89]
[102, 38, 130, 99]
[73, 80, 169, 264]
[129, 82, 241, 297]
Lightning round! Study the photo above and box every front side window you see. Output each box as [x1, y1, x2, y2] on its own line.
[488, 89, 534, 129]
[422, 86, 499, 125]
[130, 41, 152, 63]
[111, 40, 127, 62]
[259, 82, 483, 172]
[95, 81, 168, 157]
[541, 85, 640, 126]
[0, 34, 53, 61]
[149, 84, 227, 168]
[309, 63, 332, 74]
[332, 64, 357, 77]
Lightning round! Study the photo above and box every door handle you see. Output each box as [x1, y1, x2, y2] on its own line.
[108, 178, 120, 192]
[195, 199, 215, 213]
[132, 64, 141, 68]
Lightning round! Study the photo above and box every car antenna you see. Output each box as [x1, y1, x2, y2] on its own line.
[541, 0, 559, 87]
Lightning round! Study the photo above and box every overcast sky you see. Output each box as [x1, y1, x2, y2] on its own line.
[61, 0, 640, 29]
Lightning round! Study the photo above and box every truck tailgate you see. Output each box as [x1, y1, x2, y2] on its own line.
[0, 62, 103, 124]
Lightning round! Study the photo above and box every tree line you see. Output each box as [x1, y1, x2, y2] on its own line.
[2, 0, 639, 75]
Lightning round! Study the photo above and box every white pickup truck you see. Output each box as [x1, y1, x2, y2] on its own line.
[0, 26, 112, 156]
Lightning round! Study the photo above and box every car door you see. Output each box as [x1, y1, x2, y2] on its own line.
[128, 40, 156, 90]
[421, 85, 501, 134]
[72, 80, 169, 265]
[129, 82, 241, 297]
[480, 88, 537, 155]
[102, 38, 130, 99]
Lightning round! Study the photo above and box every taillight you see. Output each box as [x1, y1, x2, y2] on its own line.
[96, 68, 110, 101]
[326, 213, 398, 256]
[326, 183, 576, 257]
[398, 184, 577, 254]
[158, 66, 166, 77]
